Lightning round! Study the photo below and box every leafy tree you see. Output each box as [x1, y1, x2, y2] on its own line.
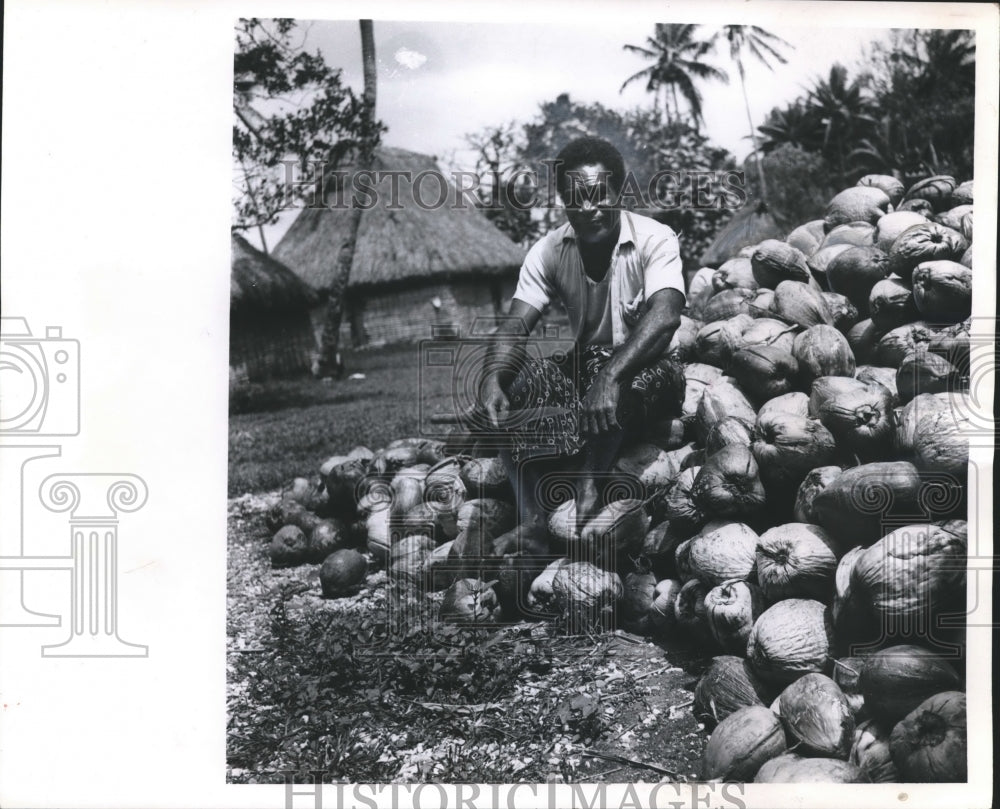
[719, 25, 792, 202]
[856, 29, 975, 182]
[758, 102, 824, 154]
[232, 18, 374, 251]
[621, 24, 728, 129]
[806, 63, 878, 186]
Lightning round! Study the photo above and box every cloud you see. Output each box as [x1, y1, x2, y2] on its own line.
[394, 47, 428, 71]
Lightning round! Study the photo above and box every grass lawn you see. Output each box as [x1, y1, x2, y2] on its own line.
[228, 343, 456, 496]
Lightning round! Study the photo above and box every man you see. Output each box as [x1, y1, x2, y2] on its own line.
[478, 136, 687, 531]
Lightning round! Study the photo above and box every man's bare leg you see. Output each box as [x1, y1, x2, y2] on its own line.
[575, 429, 626, 533]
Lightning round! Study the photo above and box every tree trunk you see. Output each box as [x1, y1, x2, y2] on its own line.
[316, 19, 377, 378]
[737, 60, 768, 204]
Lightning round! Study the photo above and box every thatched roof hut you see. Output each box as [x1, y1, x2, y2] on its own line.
[699, 200, 789, 268]
[273, 147, 527, 347]
[230, 233, 319, 381]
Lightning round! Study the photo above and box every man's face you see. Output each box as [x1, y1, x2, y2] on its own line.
[560, 162, 621, 246]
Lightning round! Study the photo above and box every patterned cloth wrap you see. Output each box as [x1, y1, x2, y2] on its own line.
[504, 344, 685, 464]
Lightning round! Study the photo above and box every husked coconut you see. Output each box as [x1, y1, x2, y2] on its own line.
[320, 549, 368, 597]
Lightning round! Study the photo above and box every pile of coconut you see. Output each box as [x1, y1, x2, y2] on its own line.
[261, 173, 974, 784]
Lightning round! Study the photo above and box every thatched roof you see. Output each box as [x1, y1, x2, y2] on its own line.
[700, 200, 788, 268]
[231, 233, 319, 319]
[273, 147, 527, 291]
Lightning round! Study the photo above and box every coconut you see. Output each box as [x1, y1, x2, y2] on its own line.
[729, 345, 799, 404]
[927, 318, 971, 376]
[551, 561, 623, 628]
[615, 441, 694, 491]
[832, 546, 869, 644]
[911, 260, 972, 323]
[691, 445, 767, 523]
[423, 456, 467, 514]
[934, 204, 973, 233]
[701, 706, 787, 781]
[308, 519, 349, 563]
[888, 222, 968, 281]
[675, 579, 712, 642]
[757, 392, 810, 423]
[323, 457, 374, 517]
[389, 534, 436, 584]
[456, 498, 516, 538]
[896, 349, 957, 404]
[869, 277, 919, 332]
[579, 498, 650, 561]
[949, 180, 973, 206]
[737, 317, 797, 354]
[897, 392, 970, 476]
[755, 753, 869, 783]
[681, 362, 725, 423]
[821, 292, 860, 333]
[675, 521, 760, 587]
[701, 418, 750, 458]
[793, 466, 843, 524]
[897, 197, 935, 216]
[641, 521, 685, 578]
[872, 321, 936, 367]
[318, 454, 349, 479]
[748, 288, 776, 317]
[902, 175, 957, 212]
[648, 578, 683, 635]
[747, 599, 834, 686]
[875, 211, 929, 252]
[851, 521, 967, 638]
[793, 325, 856, 385]
[820, 222, 877, 251]
[401, 501, 460, 544]
[713, 257, 758, 293]
[524, 558, 569, 615]
[621, 567, 658, 634]
[825, 246, 890, 316]
[846, 318, 881, 365]
[656, 467, 705, 536]
[806, 243, 852, 288]
[425, 540, 459, 591]
[695, 314, 754, 368]
[810, 461, 923, 546]
[786, 220, 827, 256]
[319, 548, 368, 597]
[705, 579, 767, 655]
[440, 578, 501, 624]
[859, 645, 963, 725]
[756, 523, 842, 602]
[779, 673, 855, 758]
[809, 375, 895, 460]
[644, 417, 688, 451]
[695, 378, 757, 443]
[858, 174, 905, 206]
[825, 186, 891, 230]
[269, 525, 311, 568]
[459, 456, 510, 498]
[702, 288, 758, 322]
[832, 656, 868, 720]
[389, 470, 426, 518]
[889, 691, 967, 782]
[751, 240, 812, 289]
[850, 719, 900, 782]
[694, 656, 772, 728]
[266, 498, 322, 535]
[855, 365, 899, 407]
[751, 413, 837, 502]
[770, 280, 834, 329]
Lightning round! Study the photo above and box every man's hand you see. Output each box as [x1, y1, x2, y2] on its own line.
[580, 370, 621, 435]
[479, 372, 510, 429]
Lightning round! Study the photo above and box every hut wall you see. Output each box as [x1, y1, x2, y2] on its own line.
[309, 278, 514, 348]
[230, 314, 316, 382]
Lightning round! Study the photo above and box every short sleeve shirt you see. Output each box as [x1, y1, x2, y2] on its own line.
[513, 211, 686, 347]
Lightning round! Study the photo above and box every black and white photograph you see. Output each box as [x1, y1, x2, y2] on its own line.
[226, 11, 992, 791]
[0, 2, 996, 808]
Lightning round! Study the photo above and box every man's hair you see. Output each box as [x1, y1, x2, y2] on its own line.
[554, 137, 626, 196]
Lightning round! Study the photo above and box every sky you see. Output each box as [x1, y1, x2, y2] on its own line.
[245, 19, 895, 250]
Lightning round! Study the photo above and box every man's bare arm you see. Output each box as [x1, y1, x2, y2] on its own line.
[581, 288, 685, 434]
[479, 298, 543, 426]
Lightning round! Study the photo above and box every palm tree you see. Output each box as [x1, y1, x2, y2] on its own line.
[806, 64, 878, 186]
[621, 24, 728, 129]
[757, 103, 824, 154]
[316, 19, 378, 378]
[719, 25, 792, 202]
